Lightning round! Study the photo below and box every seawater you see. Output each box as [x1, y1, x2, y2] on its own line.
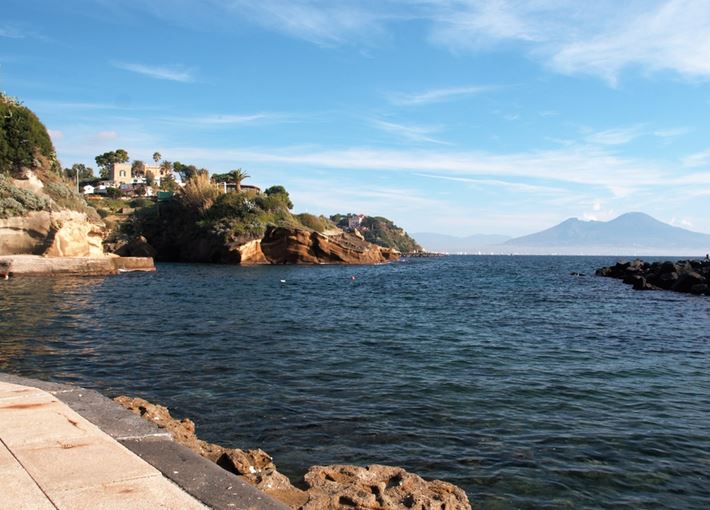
[1, 256, 709, 509]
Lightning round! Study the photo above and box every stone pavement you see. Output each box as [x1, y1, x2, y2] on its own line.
[0, 376, 289, 510]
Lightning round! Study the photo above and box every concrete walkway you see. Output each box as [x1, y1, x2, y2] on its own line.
[0, 380, 207, 509]
[0, 376, 289, 510]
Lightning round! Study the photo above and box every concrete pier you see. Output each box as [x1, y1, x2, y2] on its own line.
[0, 255, 155, 276]
[0, 374, 288, 510]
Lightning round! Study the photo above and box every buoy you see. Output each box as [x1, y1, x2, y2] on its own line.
[280, 279, 286, 283]
[351, 275, 356, 281]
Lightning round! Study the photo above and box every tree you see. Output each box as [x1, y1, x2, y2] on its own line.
[63, 163, 94, 182]
[145, 173, 155, 187]
[173, 161, 204, 181]
[264, 185, 293, 209]
[134, 184, 146, 197]
[229, 168, 250, 193]
[95, 149, 129, 179]
[160, 173, 178, 192]
[105, 187, 123, 198]
[132, 160, 146, 177]
[152, 152, 161, 164]
[159, 160, 173, 176]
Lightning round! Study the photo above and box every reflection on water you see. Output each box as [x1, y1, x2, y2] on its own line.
[1, 258, 710, 509]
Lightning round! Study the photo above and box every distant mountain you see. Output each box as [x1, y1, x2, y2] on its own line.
[411, 232, 512, 253]
[504, 212, 710, 255]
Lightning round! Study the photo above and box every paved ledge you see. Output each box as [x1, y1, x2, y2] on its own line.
[0, 373, 288, 510]
[0, 255, 155, 276]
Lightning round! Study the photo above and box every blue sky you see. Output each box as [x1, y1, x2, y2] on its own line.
[2, 0, 710, 236]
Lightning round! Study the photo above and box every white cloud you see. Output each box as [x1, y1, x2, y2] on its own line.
[112, 62, 194, 82]
[95, 130, 119, 141]
[653, 127, 690, 138]
[388, 85, 493, 106]
[371, 120, 450, 145]
[47, 129, 64, 140]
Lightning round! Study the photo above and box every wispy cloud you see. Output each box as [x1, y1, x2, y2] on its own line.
[584, 125, 645, 146]
[0, 25, 26, 39]
[224, 0, 388, 47]
[388, 85, 492, 106]
[371, 120, 450, 145]
[682, 150, 710, 168]
[112, 62, 194, 82]
[653, 127, 690, 138]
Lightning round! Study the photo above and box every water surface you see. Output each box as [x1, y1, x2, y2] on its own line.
[1, 256, 709, 509]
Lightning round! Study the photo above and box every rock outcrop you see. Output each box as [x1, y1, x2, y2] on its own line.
[0, 255, 155, 275]
[596, 259, 710, 295]
[0, 210, 105, 257]
[261, 226, 399, 265]
[114, 396, 470, 510]
[302, 464, 470, 510]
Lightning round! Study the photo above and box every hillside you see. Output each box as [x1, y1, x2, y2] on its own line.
[504, 212, 710, 255]
[330, 214, 422, 253]
[0, 93, 103, 256]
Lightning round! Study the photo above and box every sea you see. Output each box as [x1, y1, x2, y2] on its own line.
[1, 256, 709, 509]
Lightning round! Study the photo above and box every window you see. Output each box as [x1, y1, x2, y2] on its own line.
[119, 170, 126, 177]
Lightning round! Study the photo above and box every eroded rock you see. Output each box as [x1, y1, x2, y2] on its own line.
[302, 464, 471, 510]
[114, 396, 471, 510]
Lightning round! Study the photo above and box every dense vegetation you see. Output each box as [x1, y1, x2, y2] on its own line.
[123, 175, 331, 260]
[0, 94, 99, 220]
[0, 93, 57, 176]
[331, 213, 422, 253]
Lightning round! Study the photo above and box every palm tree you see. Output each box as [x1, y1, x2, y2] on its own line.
[152, 152, 161, 165]
[159, 160, 173, 176]
[229, 168, 250, 193]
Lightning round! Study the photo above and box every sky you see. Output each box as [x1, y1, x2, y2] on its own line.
[2, 0, 710, 236]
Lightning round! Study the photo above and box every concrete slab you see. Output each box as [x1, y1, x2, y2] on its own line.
[50, 475, 208, 510]
[0, 397, 103, 448]
[121, 438, 289, 510]
[55, 388, 170, 441]
[0, 441, 56, 510]
[13, 438, 159, 493]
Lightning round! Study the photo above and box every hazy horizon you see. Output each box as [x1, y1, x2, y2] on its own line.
[3, 1, 709, 237]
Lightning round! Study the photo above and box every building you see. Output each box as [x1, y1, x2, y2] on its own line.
[109, 163, 166, 186]
[348, 214, 366, 230]
[82, 184, 95, 195]
[219, 182, 262, 194]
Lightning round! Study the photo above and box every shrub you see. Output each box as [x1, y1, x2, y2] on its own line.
[0, 174, 51, 218]
[180, 173, 220, 214]
[0, 94, 56, 176]
[296, 213, 332, 232]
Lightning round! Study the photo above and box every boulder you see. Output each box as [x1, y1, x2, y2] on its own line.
[302, 464, 470, 510]
[114, 236, 157, 258]
[672, 271, 705, 293]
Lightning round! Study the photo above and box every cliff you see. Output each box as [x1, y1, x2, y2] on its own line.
[330, 214, 421, 254]
[124, 178, 400, 265]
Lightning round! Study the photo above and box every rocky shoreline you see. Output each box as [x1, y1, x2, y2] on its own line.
[0, 254, 155, 276]
[115, 396, 471, 510]
[596, 259, 710, 295]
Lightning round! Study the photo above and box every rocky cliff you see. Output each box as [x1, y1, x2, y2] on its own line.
[0, 174, 104, 257]
[115, 396, 470, 510]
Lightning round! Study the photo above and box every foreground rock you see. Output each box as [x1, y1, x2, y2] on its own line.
[302, 464, 470, 510]
[115, 396, 471, 510]
[596, 259, 710, 295]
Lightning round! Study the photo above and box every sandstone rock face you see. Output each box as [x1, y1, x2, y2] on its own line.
[302, 464, 470, 510]
[261, 226, 399, 265]
[232, 239, 268, 265]
[0, 210, 104, 257]
[596, 259, 710, 295]
[114, 396, 470, 510]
